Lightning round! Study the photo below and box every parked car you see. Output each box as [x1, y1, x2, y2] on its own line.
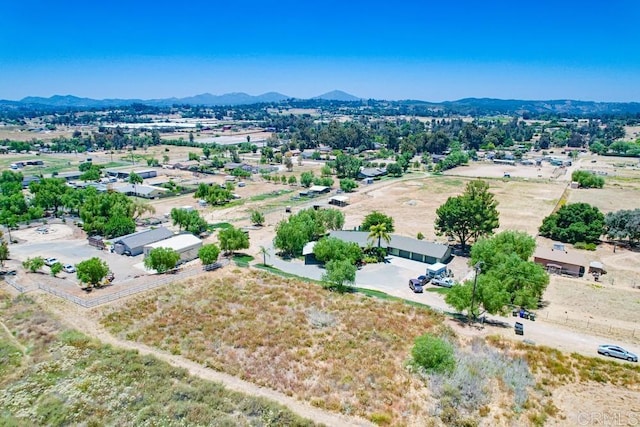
[44, 257, 59, 267]
[63, 264, 76, 273]
[431, 277, 455, 288]
[417, 275, 430, 285]
[408, 279, 423, 293]
[597, 345, 638, 362]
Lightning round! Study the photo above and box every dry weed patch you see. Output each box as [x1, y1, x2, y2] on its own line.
[101, 269, 446, 423]
[0, 289, 316, 426]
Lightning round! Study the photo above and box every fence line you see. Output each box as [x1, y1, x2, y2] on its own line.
[9, 259, 230, 308]
[540, 311, 637, 341]
[3, 276, 27, 293]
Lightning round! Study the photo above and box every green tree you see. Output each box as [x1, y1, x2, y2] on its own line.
[411, 334, 455, 374]
[339, 178, 358, 193]
[218, 226, 250, 255]
[80, 166, 101, 182]
[22, 256, 44, 273]
[198, 243, 221, 265]
[539, 203, 604, 244]
[273, 208, 344, 257]
[29, 178, 69, 215]
[50, 262, 63, 277]
[76, 257, 109, 287]
[104, 214, 136, 239]
[128, 172, 143, 195]
[332, 153, 362, 178]
[288, 175, 297, 185]
[170, 208, 208, 235]
[605, 209, 640, 246]
[368, 223, 391, 248]
[202, 146, 211, 160]
[571, 170, 605, 189]
[313, 237, 362, 264]
[446, 231, 549, 317]
[386, 163, 402, 177]
[322, 259, 357, 291]
[188, 152, 199, 161]
[250, 210, 265, 226]
[80, 189, 135, 236]
[144, 247, 181, 273]
[435, 180, 499, 251]
[361, 211, 395, 232]
[300, 171, 314, 188]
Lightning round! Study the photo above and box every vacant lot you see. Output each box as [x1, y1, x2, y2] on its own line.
[101, 269, 444, 424]
[0, 289, 316, 426]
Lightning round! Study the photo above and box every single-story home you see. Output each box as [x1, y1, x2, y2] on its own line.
[143, 233, 202, 264]
[114, 184, 168, 199]
[113, 227, 174, 256]
[329, 231, 452, 264]
[357, 167, 387, 179]
[533, 245, 587, 277]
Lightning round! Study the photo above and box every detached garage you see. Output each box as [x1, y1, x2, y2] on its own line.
[143, 233, 202, 264]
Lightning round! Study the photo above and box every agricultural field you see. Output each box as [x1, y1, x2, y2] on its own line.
[0, 289, 316, 426]
[96, 268, 640, 426]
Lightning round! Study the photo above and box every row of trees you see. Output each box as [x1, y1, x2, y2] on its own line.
[273, 208, 345, 256]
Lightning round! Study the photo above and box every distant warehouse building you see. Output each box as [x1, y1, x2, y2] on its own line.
[143, 233, 202, 264]
[112, 227, 174, 256]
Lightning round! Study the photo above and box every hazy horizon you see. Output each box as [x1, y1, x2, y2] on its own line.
[2, 0, 639, 103]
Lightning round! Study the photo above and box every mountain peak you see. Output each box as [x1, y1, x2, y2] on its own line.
[313, 90, 361, 101]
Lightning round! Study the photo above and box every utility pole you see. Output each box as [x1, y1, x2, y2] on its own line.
[469, 261, 483, 324]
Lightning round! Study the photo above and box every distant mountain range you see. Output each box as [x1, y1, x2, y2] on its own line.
[2, 91, 640, 116]
[11, 90, 361, 108]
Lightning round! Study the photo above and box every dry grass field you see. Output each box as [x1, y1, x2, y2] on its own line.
[0, 289, 316, 426]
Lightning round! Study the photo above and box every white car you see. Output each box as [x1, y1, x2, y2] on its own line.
[63, 264, 76, 274]
[431, 277, 455, 288]
[44, 257, 59, 267]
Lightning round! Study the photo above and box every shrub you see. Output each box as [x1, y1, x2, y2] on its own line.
[574, 241, 597, 251]
[572, 170, 605, 188]
[411, 334, 455, 373]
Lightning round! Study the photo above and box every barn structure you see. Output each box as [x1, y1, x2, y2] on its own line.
[112, 227, 174, 256]
[143, 233, 202, 264]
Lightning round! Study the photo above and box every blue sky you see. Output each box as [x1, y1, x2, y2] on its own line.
[2, 0, 639, 102]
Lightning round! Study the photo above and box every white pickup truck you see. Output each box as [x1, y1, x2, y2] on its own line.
[431, 277, 455, 288]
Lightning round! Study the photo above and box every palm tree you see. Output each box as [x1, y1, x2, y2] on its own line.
[368, 223, 391, 248]
[128, 172, 143, 196]
[259, 246, 270, 266]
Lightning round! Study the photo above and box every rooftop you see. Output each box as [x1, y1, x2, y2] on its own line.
[145, 233, 201, 251]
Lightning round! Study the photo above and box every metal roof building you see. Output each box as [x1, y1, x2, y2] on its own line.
[143, 233, 202, 263]
[112, 227, 174, 256]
